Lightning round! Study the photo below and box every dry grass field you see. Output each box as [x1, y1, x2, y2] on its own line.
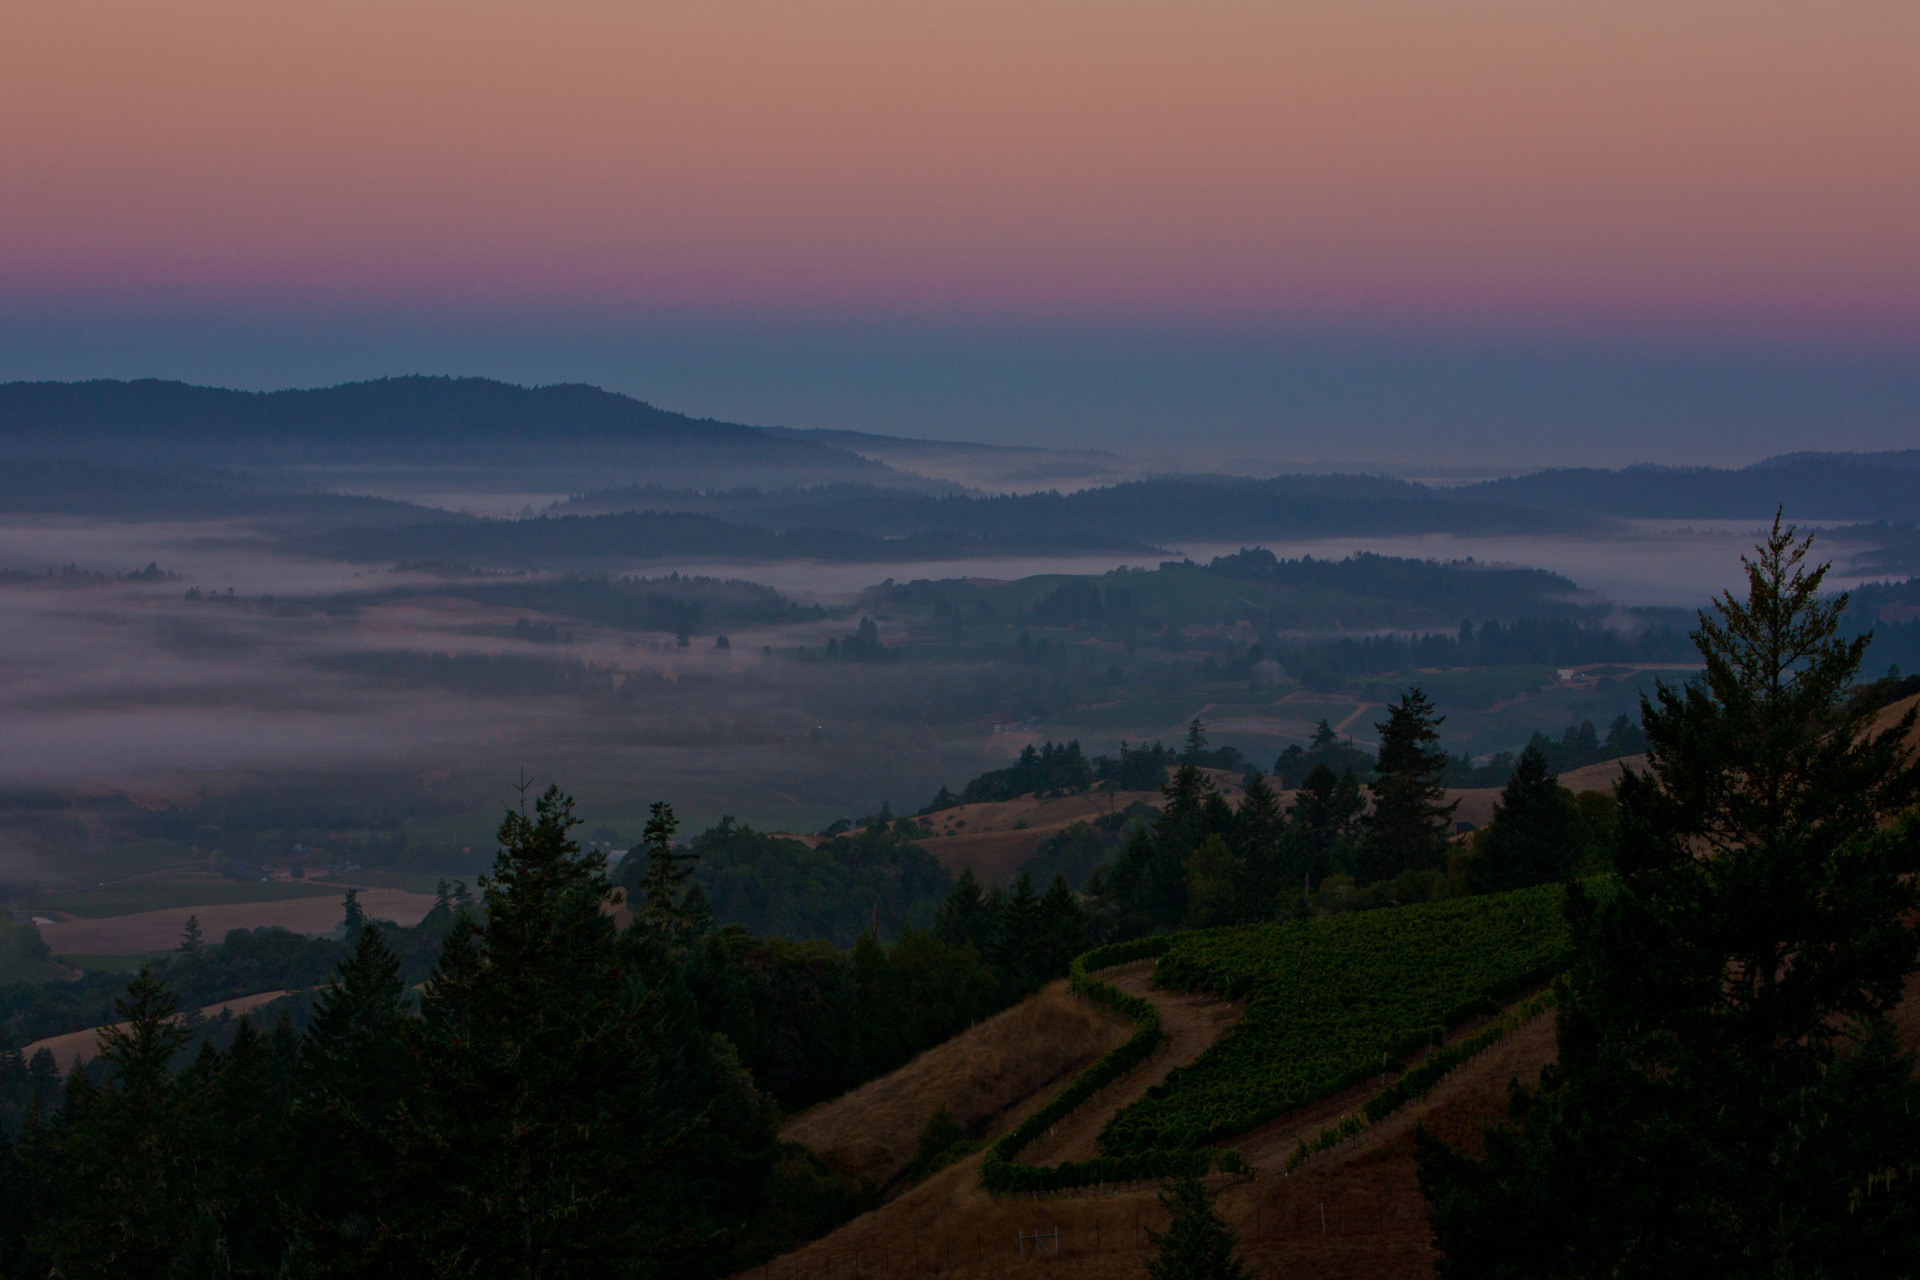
[24, 988, 293, 1072]
[781, 980, 1136, 1194]
[32, 888, 437, 955]
[748, 971, 1559, 1280]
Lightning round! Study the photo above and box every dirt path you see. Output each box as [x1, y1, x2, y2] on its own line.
[1018, 962, 1243, 1166]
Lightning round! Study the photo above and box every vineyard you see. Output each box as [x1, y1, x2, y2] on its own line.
[1098, 884, 1571, 1156]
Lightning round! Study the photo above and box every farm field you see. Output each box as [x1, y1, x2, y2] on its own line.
[1103, 886, 1571, 1155]
[34, 888, 437, 955]
[755, 917, 1572, 1280]
[35, 877, 342, 919]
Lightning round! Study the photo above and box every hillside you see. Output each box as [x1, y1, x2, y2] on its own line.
[0, 377, 895, 488]
[780, 981, 1135, 1194]
[1449, 457, 1920, 523]
[758, 898, 1570, 1279]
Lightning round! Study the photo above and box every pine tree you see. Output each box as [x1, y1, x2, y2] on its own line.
[993, 871, 1043, 988]
[1145, 1175, 1251, 1280]
[340, 887, 366, 935]
[1417, 520, 1920, 1277]
[1033, 873, 1086, 978]
[933, 867, 996, 954]
[1283, 762, 1365, 891]
[297, 922, 415, 1269]
[179, 913, 203, 954]
[1232, 770, 1286, 911]
[394, 785, 778, 1277]
[637, 799, 699, 938]
[36, 964, 205, 1277]
[1181, 717, 1210, 763]
[204, 1016, 297, 1274]
[1365, 688, 1457, 878]
[1474, 743, 1577, 891]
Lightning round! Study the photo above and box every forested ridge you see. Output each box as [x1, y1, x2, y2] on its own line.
[0, 790, 1098, 1277]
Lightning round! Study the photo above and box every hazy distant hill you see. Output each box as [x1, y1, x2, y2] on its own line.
[1450, 456, 1920, 523]
[559, 474, 1582, 541]
[0, 377, 895, 488]
[0, 457, 456, 527]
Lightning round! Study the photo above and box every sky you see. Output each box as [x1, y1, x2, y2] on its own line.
[3, 0, 1916, 465]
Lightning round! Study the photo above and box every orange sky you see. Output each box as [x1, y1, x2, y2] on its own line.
[3, 0, 1917, 340]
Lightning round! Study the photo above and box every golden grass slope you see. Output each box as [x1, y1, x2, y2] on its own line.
[781, 979, 1134, 1194]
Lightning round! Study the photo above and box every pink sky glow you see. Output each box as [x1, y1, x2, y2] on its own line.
[3, 0, 1917, 344]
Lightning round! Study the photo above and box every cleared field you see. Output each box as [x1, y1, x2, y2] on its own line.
[25, 988, 293, 1072]
[915, 789, 1159, 884]
[33, 888, 437, 954]
[782, 980, 1134, 1193]
[36, 878, 342, 919]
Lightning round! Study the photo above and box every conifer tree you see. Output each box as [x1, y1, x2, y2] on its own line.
[1181, 717, 1210, 763]
[1474, 743, 1577, 891]
[1418, 520, 1920, 1277]
[993, 871, 1044, 988]
[340, 887, 366, 935]
[204, 1017, 297, 1273]
[933, 867, 996, 954]
[1034, 872, 1086, 977]
[1231, 770, 1286, 910]
[1283, 762, 1365, 890]
[179, 913, 203, 954]
[299, 924, 414, 1267]
[1145, 1175, 1251, 1280]
[637, 799, 699, 938]
[395, 785, 777, 1277]
[1365, 688, 1457, 878]
[36, 964, 203, 1276]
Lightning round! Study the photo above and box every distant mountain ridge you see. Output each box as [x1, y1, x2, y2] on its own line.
[0, 376, 772, 444]
[1449, 456, 1920, 523]
[0, 377, 893, 488]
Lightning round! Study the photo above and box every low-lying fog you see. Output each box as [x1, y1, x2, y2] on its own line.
[0, 506, 1899, 892]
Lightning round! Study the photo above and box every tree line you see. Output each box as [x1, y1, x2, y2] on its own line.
[0, 792, 1102, 1277]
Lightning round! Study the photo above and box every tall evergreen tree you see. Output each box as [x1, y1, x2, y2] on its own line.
[1280, 762, 1366, 898]
[636, 799, 699, 938]
[933, 867, 996, 954]
[1232, 770, 1286, 911]
[1417, 520, 1920, 1277]
[394, 786, 777, 1278]
[993, 871, 1044, 988]
[203, 1017, 297, 1275]
[1033, 872, 1086, 977]
[298, 923, 415, 1270]
[1145, 1175, 1251, 1280]
[1365, 688, 1457, 878]
[34, 964, 204, 1277]
[1474, 743, 1578, 891]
